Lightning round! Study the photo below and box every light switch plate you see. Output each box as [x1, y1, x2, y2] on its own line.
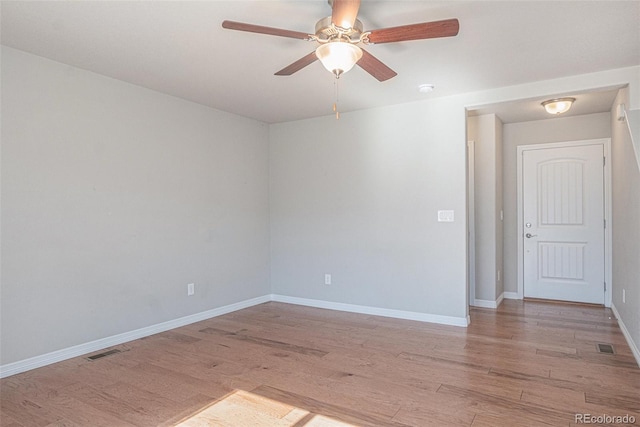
[438, 210, 455, 222]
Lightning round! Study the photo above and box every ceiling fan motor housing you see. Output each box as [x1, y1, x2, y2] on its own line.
[314, 16, 364, 43]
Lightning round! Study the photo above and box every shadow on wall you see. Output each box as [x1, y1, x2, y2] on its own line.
[624, 109, 640, 169]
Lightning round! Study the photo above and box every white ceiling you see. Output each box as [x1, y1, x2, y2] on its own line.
[1, 1, 639, 124]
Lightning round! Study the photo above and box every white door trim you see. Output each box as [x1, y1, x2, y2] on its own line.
[467, 140, 476, 307]
[516, 138, 612, 306]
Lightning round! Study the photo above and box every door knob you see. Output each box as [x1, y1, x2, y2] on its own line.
[525, 233, 537, 238]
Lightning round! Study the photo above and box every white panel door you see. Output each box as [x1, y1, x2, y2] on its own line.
[523, 144, 604, 304]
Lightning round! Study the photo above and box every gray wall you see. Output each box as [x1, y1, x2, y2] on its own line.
[1, 47, 271, 364]
[502, 113, 611, 294]
[269, 101, 468, 320]
[611, 87, 640, 356]
[467, 114, 503, 303]
[3, 45, 638, 369]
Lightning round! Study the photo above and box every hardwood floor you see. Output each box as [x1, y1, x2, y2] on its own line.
[1, 300, 639, 426]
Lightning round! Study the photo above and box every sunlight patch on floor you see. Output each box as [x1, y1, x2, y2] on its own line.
[174, 389, 357, 426]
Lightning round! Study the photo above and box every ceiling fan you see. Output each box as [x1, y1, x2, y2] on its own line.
[222, 0, 459, 82]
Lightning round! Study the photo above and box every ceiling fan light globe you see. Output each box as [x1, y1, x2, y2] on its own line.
[315, 42, 363, 76]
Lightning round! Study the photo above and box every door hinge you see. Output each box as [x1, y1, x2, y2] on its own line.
[603, 156, 606, 166]
[604, 282, 607, 291]
[604, 219, 606, 229]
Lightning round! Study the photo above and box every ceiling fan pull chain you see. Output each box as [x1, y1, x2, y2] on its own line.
[333, 77, 340, 120]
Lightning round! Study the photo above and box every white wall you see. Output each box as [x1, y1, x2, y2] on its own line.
[467, 114, 503, 304]
[269, 66, 638, 325]
[501, 113, 611, 294]
[611, 87, 640, 362]
[3, 44, 638, 371]
[269, 99, 469, 321]
[1, 47, 271, 365]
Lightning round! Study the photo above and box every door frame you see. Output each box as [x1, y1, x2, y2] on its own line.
[467, 140, 476, 307]
[516, 138, 612, 306]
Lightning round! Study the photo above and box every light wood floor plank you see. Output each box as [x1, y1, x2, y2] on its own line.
[1, 299, 638, 426]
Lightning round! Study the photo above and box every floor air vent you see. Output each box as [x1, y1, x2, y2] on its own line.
[596, 343, 615, 354]
[86, 348, 122, 361]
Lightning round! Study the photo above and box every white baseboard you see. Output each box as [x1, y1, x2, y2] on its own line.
[4, 293, 632, 378]
[611, 304, 640, 368]
[1, 293, 473, 378]
[271, 294, 469, 327]
[472, 299, 497, 309]
[0, 295, 271, 379]
[471, 293, 504, 309]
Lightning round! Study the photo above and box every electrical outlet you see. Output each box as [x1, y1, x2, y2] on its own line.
[623, 289, 626, 304]
[324, 274, 332, 285]
[187, 283, 195, 296]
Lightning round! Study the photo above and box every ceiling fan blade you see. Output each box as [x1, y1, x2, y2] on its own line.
[275, 52, 319, 76]
[222, 20, 310, 40]
[357, 49, 397, 82]
[367, 18, 459, 44]
[331, 0, 361, 29]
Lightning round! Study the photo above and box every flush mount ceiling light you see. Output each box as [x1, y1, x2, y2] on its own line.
[541, 97, 576, 115]
[315, 41, 363, 78]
